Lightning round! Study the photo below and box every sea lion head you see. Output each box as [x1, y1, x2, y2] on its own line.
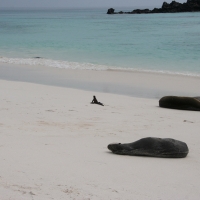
[107, 143, 123, 152]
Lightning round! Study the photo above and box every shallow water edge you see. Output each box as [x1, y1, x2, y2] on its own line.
[1, 63, 200, 99]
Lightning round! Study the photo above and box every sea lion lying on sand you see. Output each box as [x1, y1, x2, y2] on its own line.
[108, 137, 189, 158]
[159, 96, 200, 111]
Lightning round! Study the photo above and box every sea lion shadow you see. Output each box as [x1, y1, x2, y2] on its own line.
[105, 151, 185, 159]
[158, 105, 196, 112]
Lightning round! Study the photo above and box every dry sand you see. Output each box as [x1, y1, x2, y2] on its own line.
[0, 64, 200, 199]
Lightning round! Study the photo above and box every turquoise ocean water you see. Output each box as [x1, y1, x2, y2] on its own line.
[0, 9, 200, 76]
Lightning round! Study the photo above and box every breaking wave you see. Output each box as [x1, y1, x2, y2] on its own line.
[0, 56, 200, 77]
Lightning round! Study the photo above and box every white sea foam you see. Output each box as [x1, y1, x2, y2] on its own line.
[0, 56, 200, 78]
[0, 57, 109, 70]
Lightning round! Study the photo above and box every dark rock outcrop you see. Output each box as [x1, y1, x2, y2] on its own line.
[107, 8, 115, 14]
[132, 9, 151, 14]
[159, 96, 200, 111]
[107, 0, 200, 14]
[108, 137, 189, 158]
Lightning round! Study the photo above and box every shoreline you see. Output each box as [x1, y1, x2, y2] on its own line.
[1, 63, 200, 99]
[1, 57, 200, 78]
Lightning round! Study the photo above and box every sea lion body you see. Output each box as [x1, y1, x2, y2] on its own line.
[108, 137, 189, 158]
[159, 96, 200, 111]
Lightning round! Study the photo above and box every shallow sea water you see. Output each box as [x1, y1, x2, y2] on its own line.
[0, 9, 200, 76]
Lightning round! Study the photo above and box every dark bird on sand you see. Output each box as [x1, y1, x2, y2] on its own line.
[91, 96, 104, 106]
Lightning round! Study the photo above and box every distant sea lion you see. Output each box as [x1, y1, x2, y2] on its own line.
[159, 96, 200, 111]
[108, 137, 189, 158]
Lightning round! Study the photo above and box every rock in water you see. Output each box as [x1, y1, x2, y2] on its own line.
[108, 137, 189, 158]
[107, 0, 200, 14]
[159, 96, 200, 111]
[107, 8, 115, 14]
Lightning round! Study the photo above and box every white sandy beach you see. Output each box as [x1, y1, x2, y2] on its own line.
[1, 64, 200, 200]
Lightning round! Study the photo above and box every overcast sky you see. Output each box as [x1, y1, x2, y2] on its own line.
[0, 0, 187, 9]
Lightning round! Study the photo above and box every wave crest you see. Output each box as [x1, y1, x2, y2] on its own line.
[0, 57, 109, 70]
[0, 56, 200, 77]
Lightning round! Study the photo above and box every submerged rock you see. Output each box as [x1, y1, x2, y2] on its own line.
[108, 137, 189, 158]
[159, 96, 200, 111]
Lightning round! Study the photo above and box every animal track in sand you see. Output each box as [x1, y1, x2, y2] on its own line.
[46, 110, 55, 112]
[37, 121, 66, 129]
[68, 110, 78, 112]
[29, 191, 35, 195]
[61, 186, 80, 197]
[0, 182, 40, 196]
[63, 188, 74, 194]
[77, 123, 93, 129]
[62, 186, 94, 200]
[0, 108, 9, 111]
[183, 120, 194, 123]
[108, 133, 116, 135]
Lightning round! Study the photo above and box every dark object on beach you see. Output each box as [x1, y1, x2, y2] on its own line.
[159, 96, 200, 111]
[107, 0, 200, 14]
[91, 96, 104, 106]
[108, 137, 189, 158]
[34, 57, 42, 59]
